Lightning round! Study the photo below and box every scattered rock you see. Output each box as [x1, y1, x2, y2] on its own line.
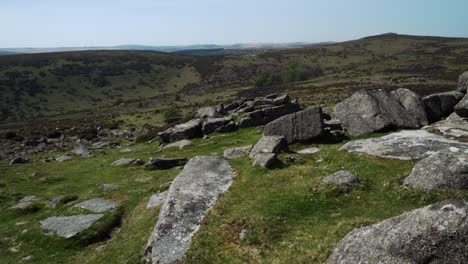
[98, 184, 121, 191]
[328, 200, 468, 264]
[249, 136, 288, 158]
[252, 153, 280, 169]
[297, 147, 320, 154]
[341, 130, 468, 160]
[159, 119, 203, 143]
[404, 152, 468, 191]
[223, 145, 252, 159]
[322, 170, 359, 186]
[239, 102, 302, 128]
[423, 91, 464, 122]
[425, 114, 468, 139]
[92, 141, 120, 149]
[144, 156, 236, 264]
[73, 144, 90, 157]
[145, 157, 188, 170]
[334, 89, 427, 136]
[111, 157, 144, 166]
[48, 196, 65, 208]
[197, 106, 223, 118]
[55, 154, 72, 162]
[147, 191, 168, 209]
[73, 198, 118, 213]
[40, 214, 104, 238]
[216, 121, 237, 133]
[10, 196, 42, 210]
[202, 117, 232, 135]
[161, 139, 192, 150]
[9, 156, 29, 165]
[264, 107, 324, 143]
[457, 71, 468, 93]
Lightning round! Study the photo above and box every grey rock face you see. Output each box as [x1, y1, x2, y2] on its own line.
[223, 145, 252, 159]
[273, 94, 290, 105]
[239, 102, 302, 128]
[216, 121, 237, 133]
[423, 91, 464, 123]
[297, 147, 320, 154]
[322, 170, 359, 185]
[55, 154, 72, 162]
[9, 157, 29, 165]
[252, 153, 280, 169]
[264, 107, 324, 143]
[73, 198, 118, 213]
[202, 117, 232, 135]
[425, 114, 468, 139]
[40, 214, 104, 238]
[328, 200, 468, 264]
[10, 196, 42, 209]
[197, 106, 223, 118]
[458, 71, 468, 93]
[404, 152, 468, 191]
[161, 139, 192, 150]
[144, 156, 236, 264]
[341, 130, 468, 160]
[454, 93, 468, 117]
[111, 157, 145, 166]
[159, 119, 203, 143]
[249, 136, 288, 158]
[145, 157, 187, 170]
[147, 191, 168, 209]
[324, 119, 343, 131]
[73, 144, 90, 157]
[334, 89, 427, 136]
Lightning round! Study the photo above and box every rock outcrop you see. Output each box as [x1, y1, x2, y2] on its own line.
[202, 117, 234, 134]
[40, 214, 104, 239]
[341, 130, 468, 160]
[454, 93, 468, 117]
[159, 119, 203, 143]
[223, 145, 252, 159]
[147, 191, 168, 209]
[264, 107, 324, 143]
[145, 157, 187, 170]
[334, 89, 427, 136]
[249, 136, 288, 158]
[423, 91, 464, 122]
[144, 156, 236, 264]
[328, 200, 468, 264]
[73, 198, 118, 213]
[322, 171, 359, 186]
[457, 71, 468, 93]
[252, 153, 280, 169]
[404, 152, 468, 191]
[239, 101, 301, 128]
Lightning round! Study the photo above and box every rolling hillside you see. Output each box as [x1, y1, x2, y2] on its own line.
[2, 33, 468, 124]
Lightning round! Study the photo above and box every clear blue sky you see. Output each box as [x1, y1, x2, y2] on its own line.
[1, 0, 468, 48]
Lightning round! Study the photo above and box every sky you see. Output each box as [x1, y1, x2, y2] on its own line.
[1, 0, 468, 48]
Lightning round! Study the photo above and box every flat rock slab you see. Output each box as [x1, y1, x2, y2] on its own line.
[322, 170, 359, 185]
[111, 157, 144, 166]
[252, 153, 280, 169]
[341, 130, 468, 160]
[249, 136, 288, 158]
[40, 214, 103, 238]
[223, 145, 252, 159]
[328, 200, 468, 264]
[161, 140, 192, 150]
[73, 198, 118, 213]
[147, 191, 168, 209]
[144, 156, 236, 264]
[10, 196, 42, 209]
[55, 154, 72, 162]
[425, 114, 468, 140]
[297, 147, 320, 154]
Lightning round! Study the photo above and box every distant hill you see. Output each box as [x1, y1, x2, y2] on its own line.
[1, 33, 468, 123]
[0, 51, 19, 56]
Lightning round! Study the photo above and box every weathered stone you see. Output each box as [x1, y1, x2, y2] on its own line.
[161, 139, 192, 150]
[40, 214, 104, 238]
[197, 106, 223, 118]
[55, 154, 72, 162]
[10, 196, 42, 209]
[273, 94, 290, 105]
[423, 91, 464, 123]
[324, 119, 343, 131]
[404, 152, 468, 191]
[73, 144, 90, 157]
[328, 200, 468, 264]
[143, 156, 236, 264]
[91, 141, 119, 149]
[145, 157, 188, 170]
[159, 119, 203, 143]
[334, 89, 427, 136]
[454, 93, 468, 117]
[147, 191, 168, 209]
[9, 157, 29, 165]
[249, 136, 288, 158]
[111, 157, 144, 166]
[457, 71, 468, 93]
[341, 130, 468, 160]
[223, 145, 252, 159]
[297, 147, 320, 154]
[202, 117, 232, 135]
[322, 170, 359, 185]
[425, 114, 468, 140]
[216, 121, 237, 133]
[73, 198, 118, 213]
[252, 153, 280, 169]
[48, 196, 64, 208]
[264, 107, 324, 143]
[239, 102, 301, 128]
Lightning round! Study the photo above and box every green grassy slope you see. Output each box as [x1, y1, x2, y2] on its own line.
[2, 34, 468, 124]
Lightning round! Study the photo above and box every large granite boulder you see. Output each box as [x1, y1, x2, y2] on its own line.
[159, 119, 203, 143]
[252, 153, 280, 169]
[341, 130, 468, 160]
[334, 89, 426, 136]
[145, 157, 187, 170]
[264, 107, 324, 143]
[239, 102, 301, 128]
[249, 136, 288, 158]
[40, 214, 104, 239]
[143, 156, 236, 264]
[328, 200, 468, 264]
[404, 152, 468, 191]
[423, 91, 464, 123]
[457, 71, 468, 93]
